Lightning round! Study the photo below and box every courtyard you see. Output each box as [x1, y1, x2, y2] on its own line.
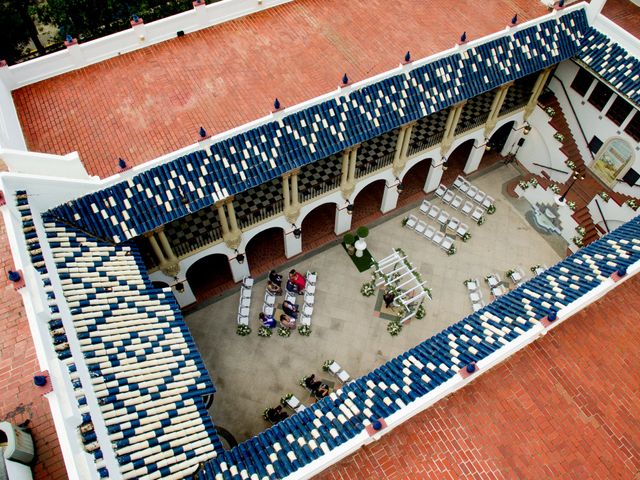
[185, 163, 564, 444]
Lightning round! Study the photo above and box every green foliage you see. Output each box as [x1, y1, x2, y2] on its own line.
[298, 325, 312, 336]
[343, 233, 355, 245]
[361, 281, 375, 297]
[322, 360, 334, 372]
[236, 324, 251, 336]
[257, 326, 272, 337]
[387, 321, 402, 336]
[280, 393, 293, 406]
[415, 304, 426, 320]
[277, 327, 291, 338]
[356, 226, 369, 238]
[0, 2, 31, 63]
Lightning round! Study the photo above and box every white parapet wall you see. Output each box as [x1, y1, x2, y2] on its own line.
[0, 149, 95, 180]
[0, 77, 26, 151]
[0, 0, 293, 90]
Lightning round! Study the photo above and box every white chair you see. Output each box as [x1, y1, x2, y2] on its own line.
[466, 185, 478, 199]
[435, 184, 447, 199]
[456, 222, 469, 238]
[328, 361, 341, 374]
[424, 225, 436, 240]
[415, 220, 427, 235]
[451, 195, 463, 210]
[241, 287, 251, 299]
[263, 305, 275, 316]
[440, 235, 454, 251]
[304, 292, 315, 306]
[472, 301, 484, 312]
[482, 195, 494, 210]
[305, 284, 316, 295]
[285, 291, 297, 304]
[471, 207, 484, 222]
[466, 280, 478, 292]
[419, 199, 431, 215]
[442, 189, 455, 204]
[286, 395, 306, 413]
[306, 272, 317, 286]
[264, 292, 275, 306]
[300, 314, 311, 326]
[303, 304, 313, 316]
[242, 277, 254, 288]
[241, 297, 251, 308]
[461, 201, 474, 216]
[405, 214, 418, 229]
[459, 180, 470, 194]
[337, 370, 351, 383]
[432, 231, 445, 245]
[486, 274, 500, 287]
[447, 217, 460, 232]
[239, 307, 249, 317]
[453, 175, 465, 190]
[437, 210, 450, 226]
[427, 205, 440, 220]
[474, 190, 486, 204]
[469, 291, 481, 302]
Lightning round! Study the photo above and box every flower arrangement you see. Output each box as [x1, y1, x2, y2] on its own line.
[263, 408, 272, 421]
[477, 215, 486, 226]
[549, 184, 561, 194]
[401, 217, 409, 227]
[447, 244, 457, 256]
[575, 226, 586, 237]
[505, 269, 516, 278]
[463, 279, 474, 286]
[236, 324, 252, 336]
[545, 106, 556, 117]
[565, 160, 576, 171]
[280, 393, 293, 406]
[530, 264, 541, 273]
[387, 321, 402, 336]
[322, 360, 335, 372]
[626, 199, 638, 210]
[258, 326, 273, 337]
[361, 281, 376, 297]
[461, 232, 472, 242]
[518, 180, 529, 190]
[567, 200, 576, 211]
[298, 325, 312, 336]
[529, 178, 539, 188]
[299, 376, 310, 387]
[598, 191, 610, 201]
[486, 204, 496, 215]
[278, 327, 291, 338]
[415, 304, 426, 320]
[553, 132, 565, 142]
[572, 236, 584, 247]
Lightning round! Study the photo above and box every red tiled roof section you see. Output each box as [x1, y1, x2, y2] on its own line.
[11, 0, 548, 179]
[602, 0, 640, 38]
[318, 274, 640, 480]
[0, 190, 68, 478]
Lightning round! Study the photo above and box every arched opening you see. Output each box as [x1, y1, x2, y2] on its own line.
[488, 121, 516, 154]
[186, 254, 234, 302]
[445, 139, 475, 182]
[351, 179, 386, 225]
[245, 227, 285, 277]
[301, 203, 338, 251]
[590, 137, 634, 187]
[152, 281, 169, 289]
[397, 158, 431, 208]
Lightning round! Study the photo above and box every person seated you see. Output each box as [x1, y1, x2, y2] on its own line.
[304, 374, 322, 392]
[280, 313, 296, 330]
[259, 312, 276, 329]
[269, 270, 283, 286]
[289, 269, 306, 293]
[314, 384, 330, 399]
[265, 405, 282, 423]
[285, 279, 299, 293]
[282, 300, 299, 318]
[266, 280, 282, 295]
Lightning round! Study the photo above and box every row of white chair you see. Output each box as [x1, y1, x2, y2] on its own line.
[433, 186, 486, 222]
[419, 200, 470, 238]
[405, 215, 455, 253]
[299, 271, 318, 327]
[326, 360, 351, 384]
[238, 277, 254, 325]
[452, 175, 495, 210]
[465, 278, 485, 312]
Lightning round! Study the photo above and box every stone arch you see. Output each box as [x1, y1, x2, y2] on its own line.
[245, 226, 286, 277]
[185, 253, 234, 302]
[488, 120, 516, 154]
[398, 157, 432, 207]
[299, 201, 338, 251]
[351, 178, 386, 225]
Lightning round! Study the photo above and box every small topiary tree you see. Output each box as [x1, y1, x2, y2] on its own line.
[356, 226, 369, 238]
[343, 233, 355, 245]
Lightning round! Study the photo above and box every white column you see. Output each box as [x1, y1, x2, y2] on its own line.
[424, 161, 444, 193]
[348, 148, 357, 181]
[380, 181, 400, 213]
[340, 151, 350, 186]
[291, 172, 300, 207]
[463, 141, 486, 174]
[147, 233, 166, 265]
[501, 122, 523, 156]
[334, 206, 353, 235]
[230, 256, 251, 282]
[217, 203, 230, 236]
[226, 200, 239, 232]
[284, 231, 302, 258]
[282, 175, 291, 208]
[157, 229, 177, 261]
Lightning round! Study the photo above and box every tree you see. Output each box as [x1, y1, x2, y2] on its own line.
[13, 0, 45, 54]
[0, 1, 31, 63]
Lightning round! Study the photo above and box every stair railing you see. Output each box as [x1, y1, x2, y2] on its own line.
[549, 75, 594, 161]
[594, 198, 610, 233]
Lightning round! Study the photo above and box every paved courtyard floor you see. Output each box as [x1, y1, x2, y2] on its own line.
[185, 164, 563, 443]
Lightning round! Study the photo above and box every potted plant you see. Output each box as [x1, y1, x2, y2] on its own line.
[343, 233, 356, 256]
[322, 360, 335, 372]
[361, 281, 376, 297]
[529, 178, 539, 188]
[598, 191, 610, 201]
[567, 200, 576, 211]
[356, 226, 369, 239]
[446, 244, 457, 256]
[518, 180, 529, 190]
[553, 132, 565, 142]
[258, 326, 273, 337]
[236, 325, 252, 336]
[278, 327, 291, 338]
[477, 215, 486, 226]
[298, 325, 312, 336]
[486, 204, 496, 215]
[626, 199, 637, 210]
[549, 184, 561, 194]
[280, 393, 293, 406]
[461, 232, 472, 242]
[387, 321, 402, 336]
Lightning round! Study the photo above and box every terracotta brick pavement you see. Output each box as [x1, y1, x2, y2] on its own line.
[602, 0, 640, 38]
[0, 178, 67, 478]
[11, 0, 548, 178]
[318, 275, 640, 480]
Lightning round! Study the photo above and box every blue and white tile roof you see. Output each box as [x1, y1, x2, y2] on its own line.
[48, 9, 593, 242]
[38, 214, 223, 479]
[575, 26, 640, 104]
[191, 215, 639, 479]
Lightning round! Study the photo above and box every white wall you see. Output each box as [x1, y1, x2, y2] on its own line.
[0, 149, 94, 179]
[587, 196, 638, 232]
[0, 75, 26, 150]
[551, 62, 640, 197]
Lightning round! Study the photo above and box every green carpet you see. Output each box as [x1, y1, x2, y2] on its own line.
[341, 242, 375, 272]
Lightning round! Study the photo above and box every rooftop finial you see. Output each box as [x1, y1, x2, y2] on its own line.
[460, 31, 467, 43]
[274, 98, 281, 110]
[404, 51, 411, 62]
[65, 34, 73, 43]
[342, 73, 349, 85]
[118, 157, 127, 169]
[132, 14, 139, 22]
[199, 126, 207, 138]
[511, 13, 518, 25]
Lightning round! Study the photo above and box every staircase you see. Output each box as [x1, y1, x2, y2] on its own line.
[572, 205, 599, 245]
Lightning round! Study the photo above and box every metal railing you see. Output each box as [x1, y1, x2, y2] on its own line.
[299, 178, 341, 204]
[407, 134, 442, 157]
[174, 225, 223, 258]
[354, 152, 394, 178]
[237, 199, 284, 229]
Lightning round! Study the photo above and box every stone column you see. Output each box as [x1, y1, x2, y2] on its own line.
[284, 229, 302, 258]
[146, 233, 166, 266]
[348, 148, 357, 181]
[392, 127, 408, 176]
[155, 228, 180, 277]
[282, 174, 291, 209]
[440, 102, 465, 156]
[334, 205, 353, 235]
[484, 83, 511, 136]
[400, 123, 414, 159]
[284, 170, 301, 223]
[216, 201, 230, 236]
[341, 147, 357, 199]
[524, 68, 552, 120]
[226, 200, 239, 232]
[463, 140, 487, 174]
[424, 160, 445, 193]
[219, 199, 241, 249]
[380, 180, 400, 213]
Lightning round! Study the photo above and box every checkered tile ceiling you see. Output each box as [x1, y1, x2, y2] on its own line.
[49, 9, 599, 243]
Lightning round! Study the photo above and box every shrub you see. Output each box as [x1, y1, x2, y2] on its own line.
[343, 233, 355, 245]
[236, 325, 251, 336]
[356, 226, 369, 238]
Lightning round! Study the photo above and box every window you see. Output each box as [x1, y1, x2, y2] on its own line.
[588, 136, 603, 154]
[588, 82, 614, 111]
[570, 69, 594, 96]
[605, 97, 633, 126]
[624, 111, 640, 142]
